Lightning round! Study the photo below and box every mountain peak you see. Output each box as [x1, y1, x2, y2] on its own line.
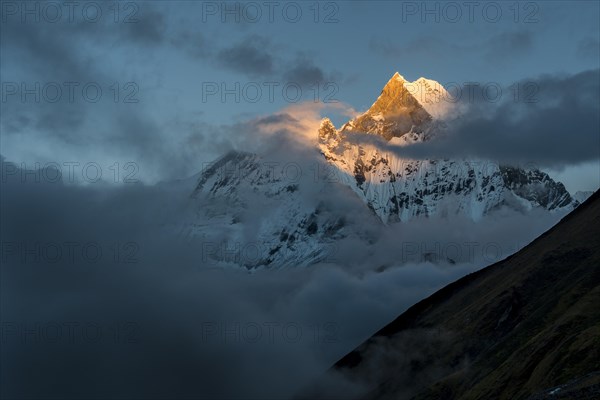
[383, 72, 408, 89]
[319, 117, 335, 128]
[339, 72, 431, 140]
[392, 71, 407, 81]
[318, 117, 339, 142]
[405, 77, 452, 119]
[410, 76, 444, 89]
[335, 72, 457, 141]
[369, 72, 424, 115]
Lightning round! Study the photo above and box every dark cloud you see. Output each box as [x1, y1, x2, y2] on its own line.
[369, 30, 534, 64]
[0, 21, 98, 140]
[33, 110, 87, 142]
[348, 69, 600, 169]
[283, 57, 327, 86]
[118, 7, 167, 45]
[0, 5, 186, 179]
[170, 30, 212, 59]
[484, 30, 533, 61]
[0, 8, 337, 169]
[108, 112, 167, 158]
[0, 21, 95, 81]
[254, 113, 302, 127]
[1, 145, 566, 398]
[370, 35, 454, 57]
[217, 35, 275, 78]
[212, 37, 337, 88]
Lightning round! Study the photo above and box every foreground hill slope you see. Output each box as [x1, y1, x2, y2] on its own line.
[326, 191, 600, 399]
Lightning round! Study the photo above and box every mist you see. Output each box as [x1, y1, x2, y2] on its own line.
[1, 128, 567, 398]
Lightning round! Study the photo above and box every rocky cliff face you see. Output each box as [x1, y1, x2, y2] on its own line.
[340, 72, 433, 141]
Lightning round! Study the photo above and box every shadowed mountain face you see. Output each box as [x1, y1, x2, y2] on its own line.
[312, 191, 600, 399]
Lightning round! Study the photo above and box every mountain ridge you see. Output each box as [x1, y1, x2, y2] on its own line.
[187, 72, 583, 268]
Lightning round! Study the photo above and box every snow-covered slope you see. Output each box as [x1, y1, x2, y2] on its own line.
[405, 76, 452, 119]
[187, 72, 577, 268]
[573, 190, 594, 205]
[182, 151, 378, 269]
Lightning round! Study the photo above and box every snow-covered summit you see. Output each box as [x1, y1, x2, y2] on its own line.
[341, 73, 431, 141]
[405, 76, 453, 119]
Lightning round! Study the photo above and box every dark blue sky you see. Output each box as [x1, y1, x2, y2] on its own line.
[1, 1, 599, 190]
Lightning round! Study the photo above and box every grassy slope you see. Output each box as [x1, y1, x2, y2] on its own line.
[333, 191, 600, 400]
